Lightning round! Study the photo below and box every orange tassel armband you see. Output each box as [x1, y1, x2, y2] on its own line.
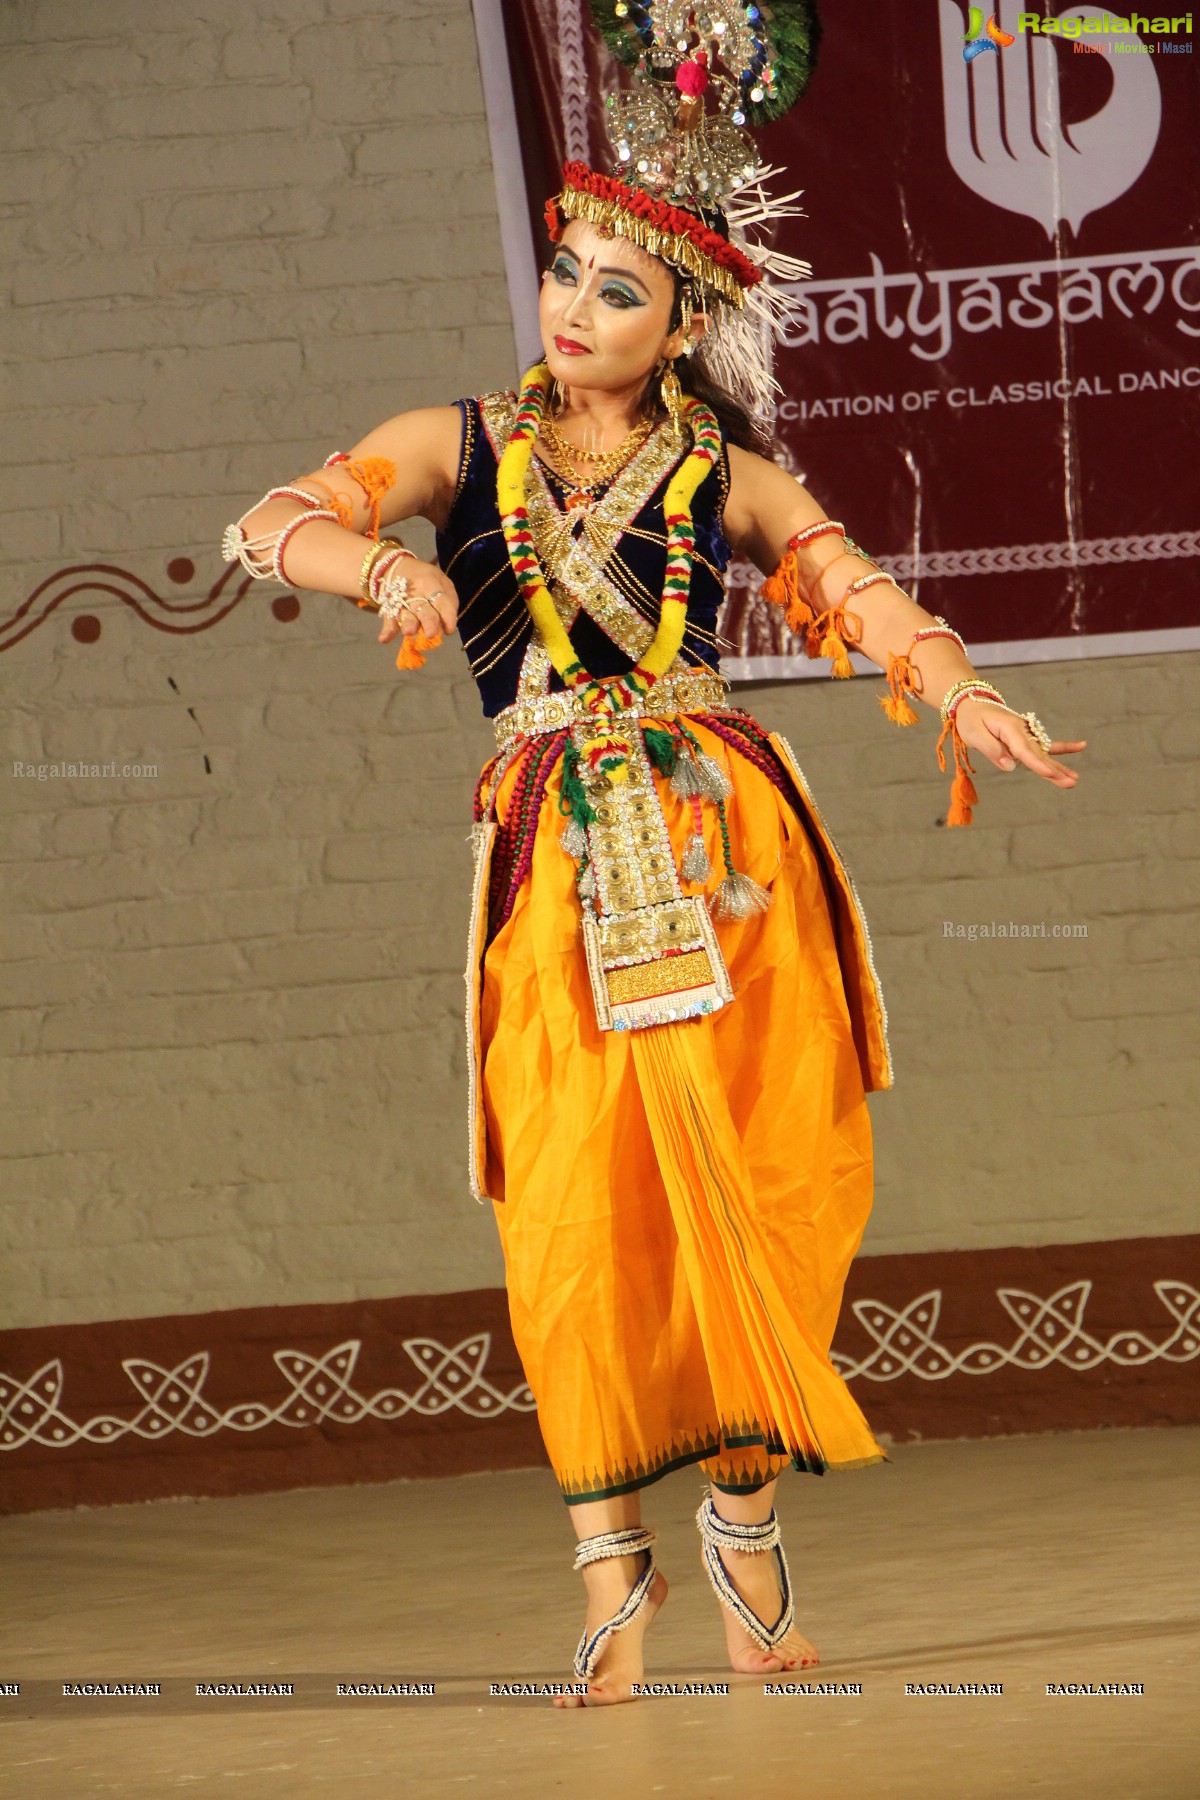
[935, 680, 1007, 827]
[761, 520, 844, 634]
[877, 618, 968, 729]
[761, 521, 867, 677]
[761, 549, 819, 642]
[816, 598, 863, 679]
[323, 451, 398, 541]
[880, 650, 922, 725]
[935, 713, 979, 828]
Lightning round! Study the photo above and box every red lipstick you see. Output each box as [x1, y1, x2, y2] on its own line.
[555, 336, 591, 355]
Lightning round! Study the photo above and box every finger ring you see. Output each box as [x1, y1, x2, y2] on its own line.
[424, 590, 446, 607]
[1021, 711, 1052, 751]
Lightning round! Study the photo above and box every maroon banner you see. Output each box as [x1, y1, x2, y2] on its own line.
[490, 0, 1200, 664]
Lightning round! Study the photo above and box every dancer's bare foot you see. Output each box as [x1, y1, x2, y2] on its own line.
[703, 1542, 819, 1675]
[553, 1550, 669, 1708]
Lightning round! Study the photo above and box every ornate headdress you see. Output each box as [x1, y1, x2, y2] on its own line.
[544, 1, 822, 422]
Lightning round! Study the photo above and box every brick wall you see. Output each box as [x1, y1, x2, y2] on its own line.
[2, 0, 1196, 1333]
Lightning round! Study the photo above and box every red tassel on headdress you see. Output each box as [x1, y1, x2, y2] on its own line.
[936, 715, 979, 827]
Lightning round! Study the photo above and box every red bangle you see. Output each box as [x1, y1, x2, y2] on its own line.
[787, 520, 845, 553]
[947, 687, 1005, 723]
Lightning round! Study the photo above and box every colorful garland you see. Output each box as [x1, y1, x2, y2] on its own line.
[497, 360, 722, 740]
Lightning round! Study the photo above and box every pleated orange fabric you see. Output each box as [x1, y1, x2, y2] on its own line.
[479, 714, 887, 1504]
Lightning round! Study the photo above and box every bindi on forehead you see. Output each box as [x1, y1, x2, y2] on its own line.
[560, 226, 666, 292]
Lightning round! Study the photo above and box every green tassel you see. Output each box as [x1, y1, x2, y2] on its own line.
[559, 742, 599, 830]
[641, 725, 679, 777]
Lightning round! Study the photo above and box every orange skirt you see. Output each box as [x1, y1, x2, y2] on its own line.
[478, 713, 887, 1504]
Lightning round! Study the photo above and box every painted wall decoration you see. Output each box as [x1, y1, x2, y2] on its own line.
[2, 1281, 1196, 1456]
[0, 1336, 536, 1454]
[2, 1240, 1197, 1513]
[0, 559, 304, 657]
[830, 1278, 1200, 1381]
[488, 0, 1200, 672]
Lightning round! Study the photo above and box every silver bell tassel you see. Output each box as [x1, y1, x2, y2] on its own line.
[681, 832, 713, 883]
[669, 752, 706, 800]
[560, 818, 589, 859]
[694, 753, 733, 803]
[711, 869, 772, 920]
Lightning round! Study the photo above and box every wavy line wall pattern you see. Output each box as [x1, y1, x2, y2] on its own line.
[3, 1282, 1196, 1456]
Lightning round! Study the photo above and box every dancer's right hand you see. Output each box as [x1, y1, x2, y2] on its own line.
[373, 561, 459, 645]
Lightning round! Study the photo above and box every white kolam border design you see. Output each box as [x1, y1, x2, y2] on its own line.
[723, 531, 1200, 679]
[2, 1283, 1197, 1454]
[0, 1336, 535, 1454]
[829, 1280, 1200, 1382]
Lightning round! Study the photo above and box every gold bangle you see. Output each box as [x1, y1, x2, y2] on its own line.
[358, 537, 415, 602]
[939, 678, 1007, 726]
[358, 540, 392, 598]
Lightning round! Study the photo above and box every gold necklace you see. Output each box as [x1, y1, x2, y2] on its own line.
[542, 412, 651, 465]
[540, 414, 654, 518]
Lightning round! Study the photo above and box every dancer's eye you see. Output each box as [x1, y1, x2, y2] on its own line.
[551, 257, 577, 285]
[601, 282, 643, 309]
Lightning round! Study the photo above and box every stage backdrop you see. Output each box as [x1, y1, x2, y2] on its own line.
[480, 0, 1200, 677]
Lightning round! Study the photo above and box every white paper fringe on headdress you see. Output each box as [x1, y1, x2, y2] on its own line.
[697, 170, 812, 423]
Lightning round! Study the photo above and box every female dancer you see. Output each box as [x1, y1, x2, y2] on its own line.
[222, 0, 1084, 1709]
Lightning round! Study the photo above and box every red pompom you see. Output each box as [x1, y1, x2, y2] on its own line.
[675, 58, 709, 98]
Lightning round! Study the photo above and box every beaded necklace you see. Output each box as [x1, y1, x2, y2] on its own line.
[498, 361, 722, 730]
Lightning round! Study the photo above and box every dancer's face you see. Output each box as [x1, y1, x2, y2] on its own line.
[539, 220, 685, 395]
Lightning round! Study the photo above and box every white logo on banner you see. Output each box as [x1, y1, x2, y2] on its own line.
[556, 0, 591, 160]
[939, 2, 1162, 238]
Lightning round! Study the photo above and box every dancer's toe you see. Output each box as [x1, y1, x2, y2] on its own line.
[553, 1558, 668, 1709]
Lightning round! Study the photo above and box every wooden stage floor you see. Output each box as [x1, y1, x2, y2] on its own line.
[1, 1425, 1196, 1798]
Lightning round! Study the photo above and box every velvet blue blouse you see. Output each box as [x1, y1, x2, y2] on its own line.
[434, 394, 733, 718]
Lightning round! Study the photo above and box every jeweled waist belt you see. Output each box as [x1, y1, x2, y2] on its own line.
[491, 668, 733, 754]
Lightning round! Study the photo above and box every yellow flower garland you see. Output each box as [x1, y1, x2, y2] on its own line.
[498, 361, 722, 715]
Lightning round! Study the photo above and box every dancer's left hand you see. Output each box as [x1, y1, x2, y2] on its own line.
[953, 697, 1087, 790]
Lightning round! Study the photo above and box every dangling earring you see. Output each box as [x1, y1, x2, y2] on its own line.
[552, 377, 568, 415]
[661, 358, 686, 440]
[679, 284, 695, 356]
